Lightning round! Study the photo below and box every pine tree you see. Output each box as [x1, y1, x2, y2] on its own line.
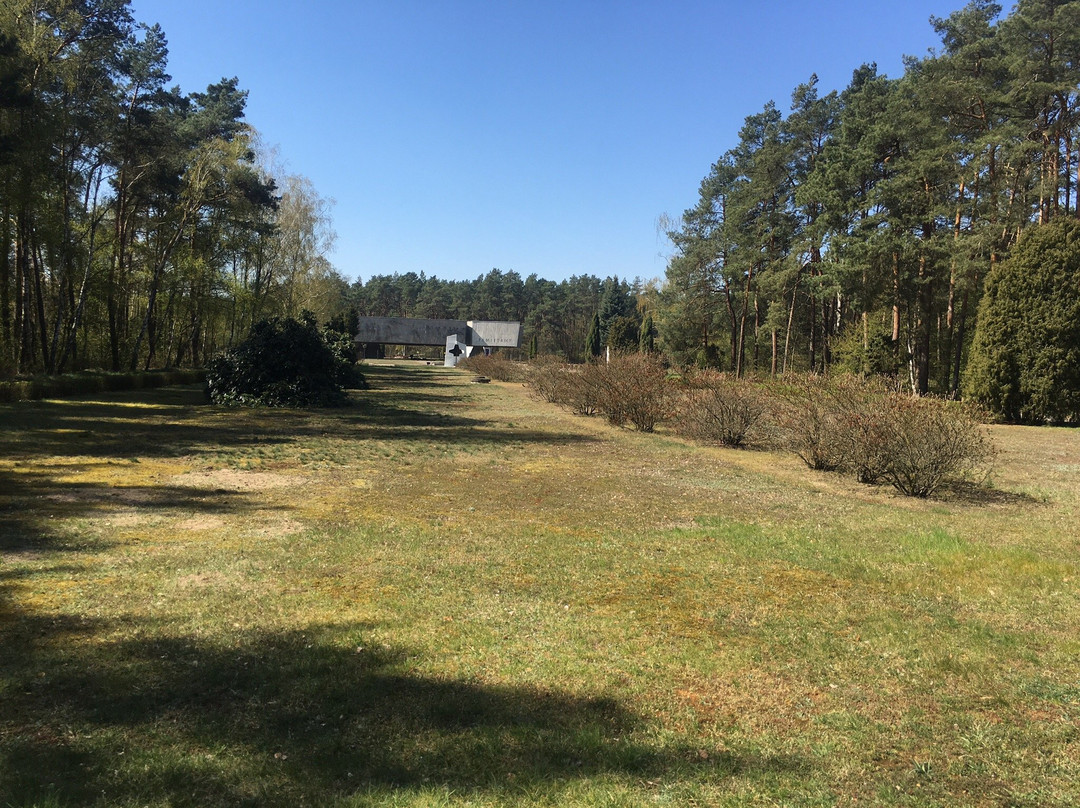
[585, 311, 602, 359]
[639, 314, 655, 353]
[966, 219, 1080, 422]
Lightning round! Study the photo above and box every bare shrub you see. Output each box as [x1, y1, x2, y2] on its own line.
[770, 374, 851, 470]
[525, 357, 599, 415]
[586, 353, 675, 432]
[775, 373, 994, 496]
[675, 370, 770, 447]
[828, 376, 898, 484]
[874, 397, 994, 497]
[524, 355, 568, 403]
[579, 362, 623, 425]
[458, 353, 525, 382]
[562, 365, 601, 416]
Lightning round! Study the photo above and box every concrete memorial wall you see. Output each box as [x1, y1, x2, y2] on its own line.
[354, 317, 522, 367]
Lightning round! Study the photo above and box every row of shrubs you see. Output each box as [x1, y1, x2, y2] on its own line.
[0, 369, 206, 403]
[518, 353, 993, 499]
[457, 353, 528, 383]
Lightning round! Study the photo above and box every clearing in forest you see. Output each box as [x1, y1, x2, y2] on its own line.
[2, 361, 1079, 807]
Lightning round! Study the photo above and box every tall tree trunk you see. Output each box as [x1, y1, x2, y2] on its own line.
[0, 202, 11, 371]
[131, 214, 189, 370]
[752, 294, 760, 371]
[736, 264, 754, 378]
[30, 227, 51, 372]
[14, 215, 27, 372]
[783, 268, 799, 374]
[108, 169, 133, 371]
[107, 290, 122, 371]
[891, 250, 901, 365]
[724, 286, 738, 370]
[951, 289, 969, 396]
[861, 311, 869, 376]
[50, 148, 76, 373]
[942, 179, 965, 394]
[821, 293, 834, 369]
[915, 225, 933, 396]
[59, 181, 103, 372]
[1064, 126, 1073, 217]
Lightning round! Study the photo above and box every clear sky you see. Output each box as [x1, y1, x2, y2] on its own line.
[130, 0, 961, 285]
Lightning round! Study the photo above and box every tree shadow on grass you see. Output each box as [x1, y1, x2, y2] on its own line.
[362, 363, 466, 390]
[0, 619, 808, 807]
[0, 382, 599, 465]
[934, 479, 1042, 506]
[342, 399, 599, 449]
[0, 463, 264, 557]
[0, 366, 804, 804]
[0, 390, 264, 460]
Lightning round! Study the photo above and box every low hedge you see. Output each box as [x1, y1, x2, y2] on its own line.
[457, 353, 526, 383]
[0, 369, 206, 403]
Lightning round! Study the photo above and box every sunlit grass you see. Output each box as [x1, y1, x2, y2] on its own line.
[2, 360, 1080, 806]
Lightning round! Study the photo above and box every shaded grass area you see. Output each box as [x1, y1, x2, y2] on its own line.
[2, 361, 1080, 806]
[5, 619, 774, 805]
[0, 369, 206, 403]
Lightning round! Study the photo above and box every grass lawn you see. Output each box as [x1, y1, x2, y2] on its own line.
[2, 360, 1079, 807]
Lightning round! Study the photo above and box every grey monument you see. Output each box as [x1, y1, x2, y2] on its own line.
[353, 317, 523, 367]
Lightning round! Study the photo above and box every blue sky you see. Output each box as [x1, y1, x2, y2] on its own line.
[130, 0, 961, 284]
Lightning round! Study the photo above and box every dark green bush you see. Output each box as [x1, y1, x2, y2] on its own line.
[0, 381, 31, 403]
[320, 326, 366, 389]
[966, 219, 1080, 423]
[206, 315, 358, 407]
[694, 344, 722, 370]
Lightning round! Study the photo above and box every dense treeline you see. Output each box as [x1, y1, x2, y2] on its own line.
[6, 0, 1078, 414]
[354, 0, 1080, 410]
[0, 2, 643, 375]
[660, 0, 1080, 396]
[0, 0, 346, 377]
[348, 270, 641, 363]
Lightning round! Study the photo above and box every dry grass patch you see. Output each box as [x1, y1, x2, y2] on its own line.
[2, 365, 1079, 806]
